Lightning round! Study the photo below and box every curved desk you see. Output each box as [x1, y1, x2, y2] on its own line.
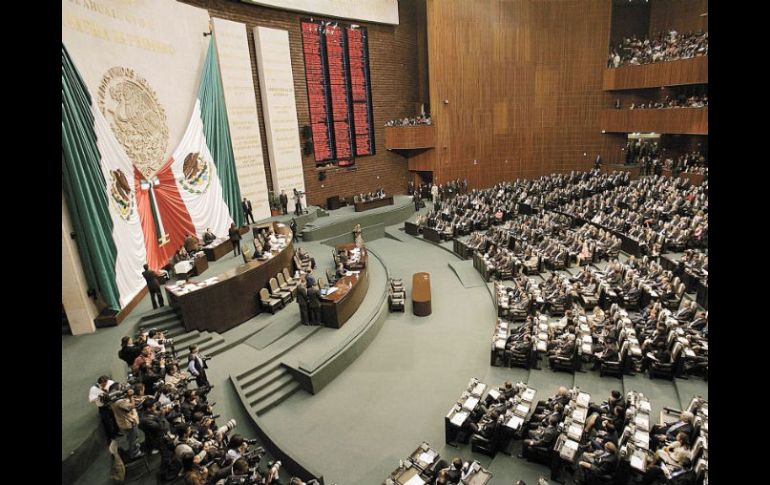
[321, 244, 370, 328]
[338, 242, 368, 271]
[165, 222, 294, 333]
[412, 272, 432, 316]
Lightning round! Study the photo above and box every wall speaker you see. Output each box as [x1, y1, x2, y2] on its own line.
[301, 125, 312, 139]
[303, 141, 313, 155]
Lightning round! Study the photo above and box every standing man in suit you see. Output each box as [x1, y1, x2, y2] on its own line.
[293, 188, 303, 216]
[142, 264, 165, 309]
[280, 190, 289, 215]
[228, 222, 242, 257]
[297, 275, 309, 325]
[186, 345, 209, 388]
[242, 197, 255, 224]
[307, 281, 322, 325]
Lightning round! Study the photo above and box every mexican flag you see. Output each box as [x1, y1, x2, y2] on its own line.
[62, 39, 243, 310]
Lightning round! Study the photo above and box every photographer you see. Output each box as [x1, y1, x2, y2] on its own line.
[111, 386, 143, 459]
[181, 450, 209, 485]
[187, 344, 210, 387]
[147, 329, 168, 353]
[164, 363, 191, 388]
[118, 336, 141, 368]
[139, 398, 170, 454]
[88, 375, 120, 440]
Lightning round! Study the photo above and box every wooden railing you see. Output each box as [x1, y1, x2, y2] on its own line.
[600, 108, 707, 135]
[603, 56, 707, 90]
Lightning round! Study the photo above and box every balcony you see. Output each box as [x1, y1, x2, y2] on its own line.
[600, 108, 707, 135]
[384, 124, 436, 149]
[603, 56, 708, 90]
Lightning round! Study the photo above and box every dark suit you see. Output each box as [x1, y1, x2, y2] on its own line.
[297, 285, 309, 325]
[242, 199, 255, 224]
[307, 286, 322, 324]
[522, 424, 558, 458]
[280, 192, 289, 215]
[203, 231, 216, 245]
[142, 269, 164, 309]
[229, 226, 242, 256]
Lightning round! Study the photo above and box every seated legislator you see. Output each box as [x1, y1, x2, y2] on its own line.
[184, 233, 201, 254]
[202, 228, 216, 245]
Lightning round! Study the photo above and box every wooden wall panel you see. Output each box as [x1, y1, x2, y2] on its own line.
[603, 56, 708, 90]
[179, 0, 426, 206]
[649, 0, 708, 36]
[384, 125, 435, 149]
[600, 108, 708, 135]
[427, 0, 614, 189]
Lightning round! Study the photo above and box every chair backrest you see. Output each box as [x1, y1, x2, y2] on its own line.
[283, 267, 294, 282]
[259, 288, 270, 302]
[277, 272, 287, 286]
[269, 278, 280, 292]
[677, 282, 686, 297]
[242, 248, 252, 264]
[326, 269, 335, 281]
[318, 277, 327, 289]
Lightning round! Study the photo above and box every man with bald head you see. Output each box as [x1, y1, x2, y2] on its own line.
[651, 411, 694, 448]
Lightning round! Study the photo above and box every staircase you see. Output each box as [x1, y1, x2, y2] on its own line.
[232, 325, 322, 416]
[136, 307, 228, 361]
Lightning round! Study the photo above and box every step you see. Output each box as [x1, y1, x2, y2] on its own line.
[239, 361, 284, 390]
[243, 366, 289, 396]
[235, 326, 321, 381]
[138, 314, 183, 330]
[248, 373, 296, 407]
[139, 307, 177, 320]
[254, 382, 302, 416]
[200, 339, 229, 358]
[175, 334, 216, 360]
[172, 330, 202, 347]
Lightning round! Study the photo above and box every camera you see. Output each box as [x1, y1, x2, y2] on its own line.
[217, 419, 237, 435]
[202, 355, 212, 361]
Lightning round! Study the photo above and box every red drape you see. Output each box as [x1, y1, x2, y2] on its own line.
[134, 159, 196, 271]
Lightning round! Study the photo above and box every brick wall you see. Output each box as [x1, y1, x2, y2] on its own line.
[179, 0, 423, 207]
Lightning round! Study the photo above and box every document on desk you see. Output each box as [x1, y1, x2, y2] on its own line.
[515, 403, 530, 417]
[463, 396, 480, 411]
[471, 383, 486, 397]
[488, 389, 501, 401]
[402, 474, 426, 485]
[634, 414, 649, 431]
[634, 429, 650, 449]
[522, 388, 536, 402]
[450, 410, 469, 426]
[417, 450, 437, 465]
[577, 392, 591, 408]
[322, 287, 338, 297]
[639, 400, 651, 413]
[506, 415, 524, 430]
[631, 452, 646, 471]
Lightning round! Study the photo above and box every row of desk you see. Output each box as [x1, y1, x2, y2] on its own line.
[384, 441, 492, 485]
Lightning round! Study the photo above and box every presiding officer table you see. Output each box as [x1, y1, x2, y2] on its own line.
[320, 243, 369, 328]
[412, 272, 432, 316]
[354, 195, 394, 212]
[202, 237, 233, 262]
[165, 222, 294, 333]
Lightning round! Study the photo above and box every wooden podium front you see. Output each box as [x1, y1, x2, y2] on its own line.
[412, 272, 432, 316]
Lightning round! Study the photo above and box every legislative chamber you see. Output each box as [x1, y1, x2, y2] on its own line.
[63, 1, 711, 485]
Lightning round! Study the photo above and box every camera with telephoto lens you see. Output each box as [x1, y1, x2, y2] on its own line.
[217, 419, 237, 435]
[197, 384, 215, 395]
[101, 388, 129, 404]
[243, 446, 265, 465]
